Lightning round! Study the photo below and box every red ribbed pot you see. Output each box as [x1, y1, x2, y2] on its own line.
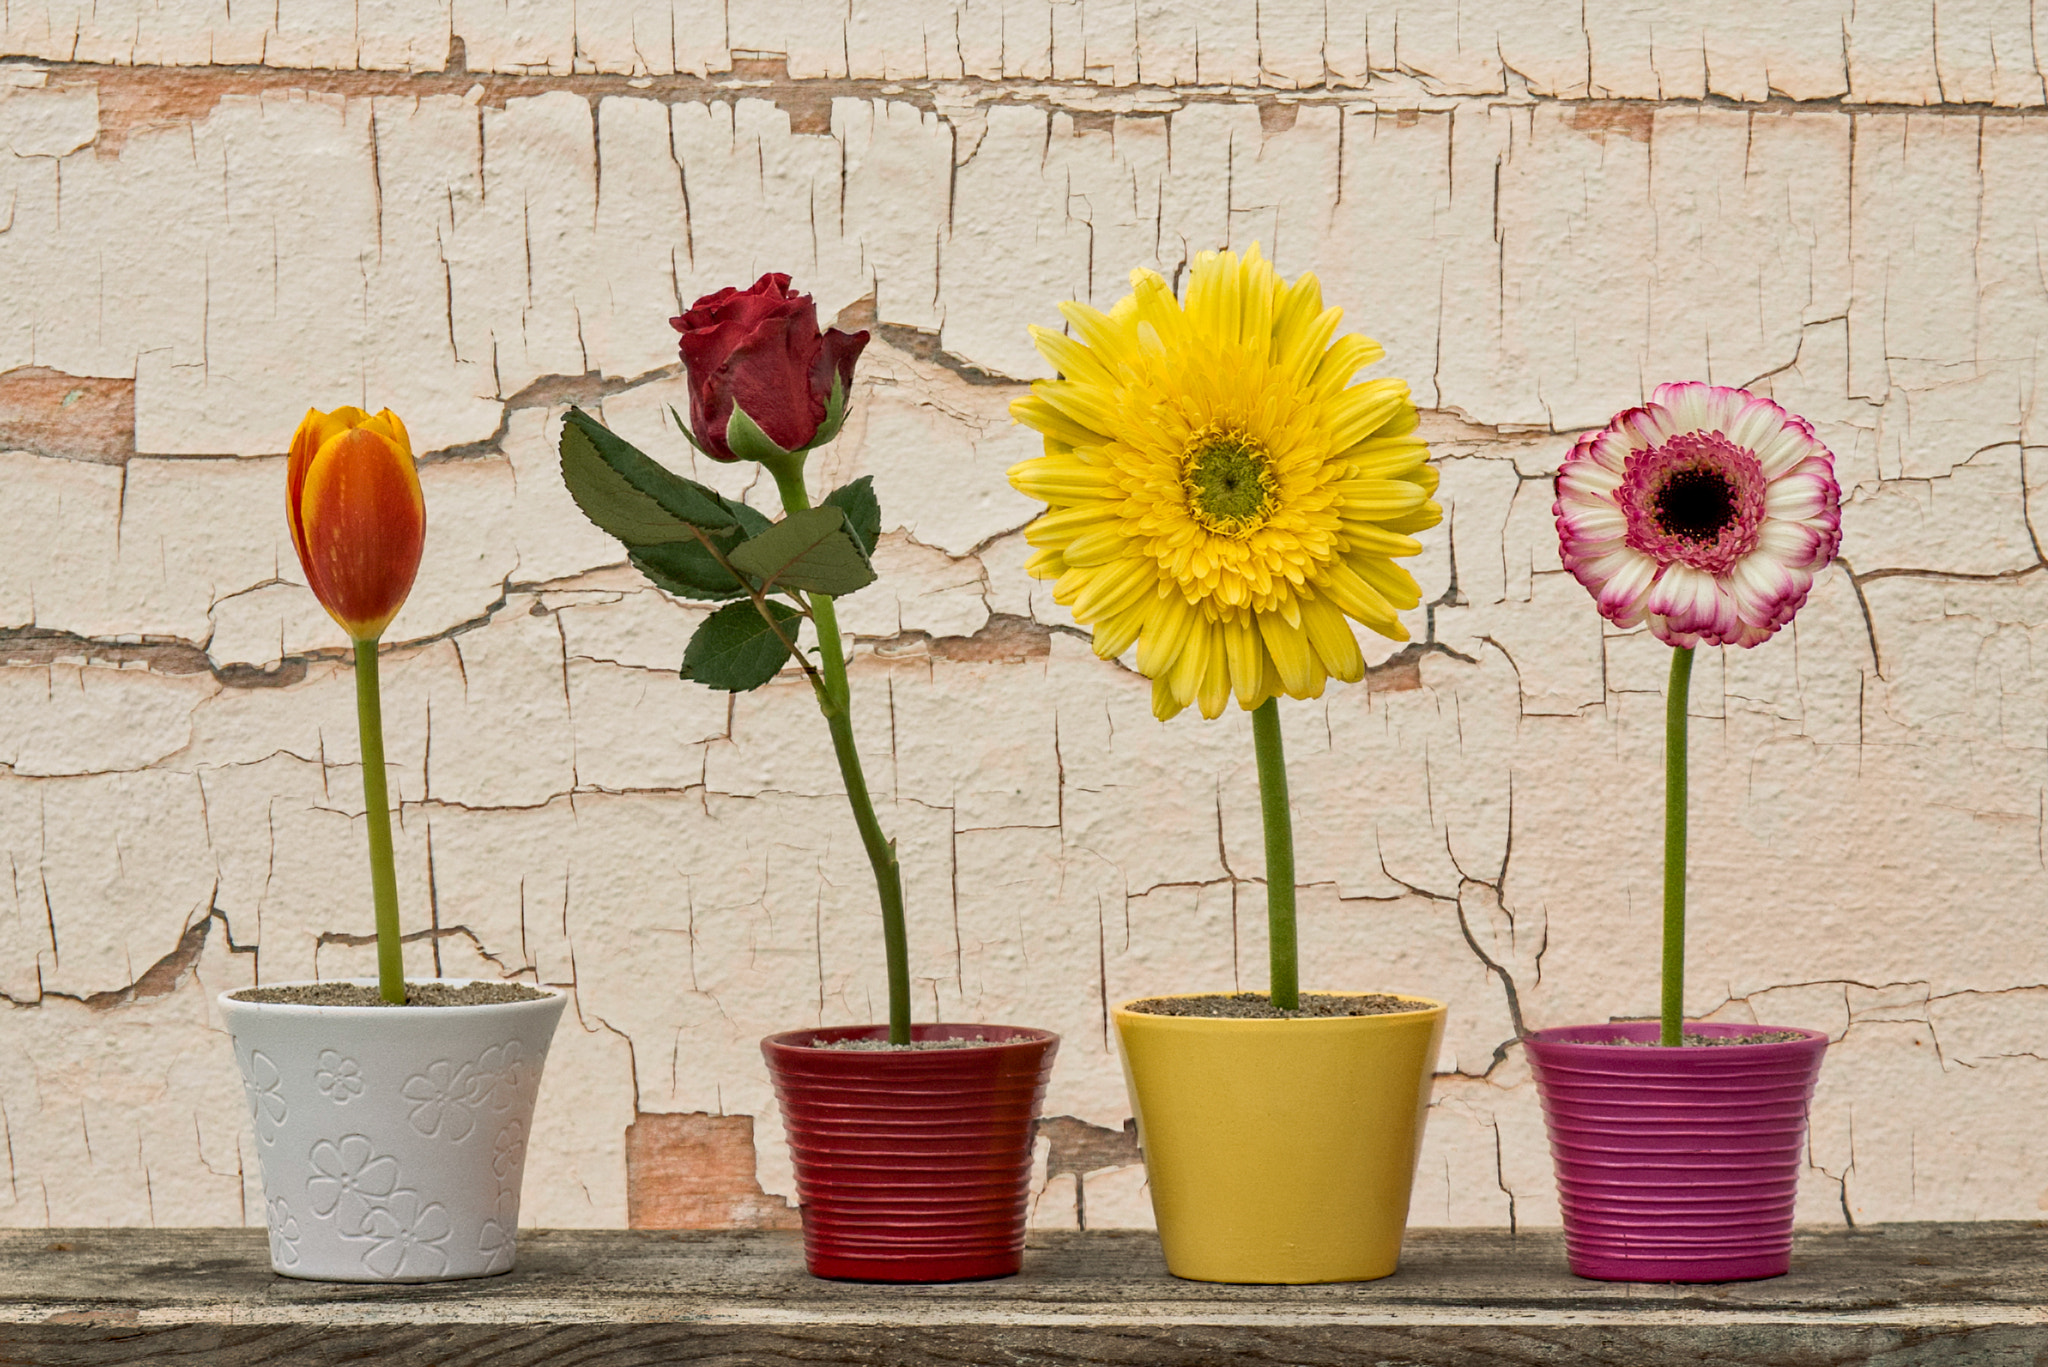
[762, 1023, 1058, 1283]
[1524, 1021, 1828, 1283]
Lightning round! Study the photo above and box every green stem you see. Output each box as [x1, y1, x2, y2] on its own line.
[1251, 698, 1299, 1011]
[1661, 645, 1695, 1047]
[353, 637, 406, 1005]
[766, 463, 912, 1045]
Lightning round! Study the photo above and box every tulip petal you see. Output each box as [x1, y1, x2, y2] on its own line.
[360, 408, 413, 461]
[295, 425, 426, 641]
[287, 406, 367, 566]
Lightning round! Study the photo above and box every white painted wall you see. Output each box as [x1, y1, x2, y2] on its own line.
[3, 2, 2046, 1232]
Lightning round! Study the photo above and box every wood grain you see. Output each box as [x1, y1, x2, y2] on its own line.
[2, 1224, 2043, 1366]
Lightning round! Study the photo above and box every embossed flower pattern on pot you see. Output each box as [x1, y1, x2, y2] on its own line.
[401, 1060, 479, 1141]
[266, 1196, 301, 1268]
[477, 1187, 520, 1275]
[468, 1041, 528, 1113]
[242, 1050, 288, 1145]
[315, 1050, 364, 1105]
[306, 1134, 400, 1235]
[491, 1118, 526, 1181]
[361, 1190, 452, 1279]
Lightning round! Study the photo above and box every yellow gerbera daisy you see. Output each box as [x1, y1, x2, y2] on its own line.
[1008, 244, 1442, 721]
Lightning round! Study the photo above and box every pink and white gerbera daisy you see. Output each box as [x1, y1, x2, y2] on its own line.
[1553, 382, 1842, 649]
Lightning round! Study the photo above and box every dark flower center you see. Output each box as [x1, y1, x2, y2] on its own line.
[1183, 430, 1278, 534]
[1652, 467, 1738, 542]
[1618, 430, 1768, 575]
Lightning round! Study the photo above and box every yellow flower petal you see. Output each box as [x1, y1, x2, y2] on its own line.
[1256, 612, 1318, 696]
[1029, 325, 1119, 388]
[1151, 674, 1187, 721]
[1012, 394, 1108, 451]
[1300, 596, 1365, 683]
[1009, 456, 1120, 503]
[1005, 240, 1435, 717]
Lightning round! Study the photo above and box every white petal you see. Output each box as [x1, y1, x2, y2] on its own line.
[1756, 518, 1828, 568]
[1763, 471, 1832, 521]
[1650, 383, 1712, 435]
[1623, 403, 1679, 448]
[1645, 564, 1733, 639]
[1558, 460, 1624, 498]
[1727, 553, 1804, 625]
[1721, 392, 1790, 453]
[1588, 547, 1659, 618]
[1562, 504, 1628, 536]
[1587, 429, 1636, 471]
[1752, 423, 1820, 479]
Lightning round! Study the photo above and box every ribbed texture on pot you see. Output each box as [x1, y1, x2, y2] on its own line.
[762, 1024, 1057, 1283]
[1524, 1021, 1828, 1283]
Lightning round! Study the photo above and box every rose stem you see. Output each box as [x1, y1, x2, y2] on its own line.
[1251, 698, 1299, 1011]
[1661, 644, 1696, 1047]
[765, 464, 912, 1046]
[353, 636, 407, 1005]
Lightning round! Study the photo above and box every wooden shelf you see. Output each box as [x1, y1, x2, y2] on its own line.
[3, 1222, 2044, 1365]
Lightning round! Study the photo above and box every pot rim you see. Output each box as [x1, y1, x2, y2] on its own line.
[1111, 990, 1447, 1027]
[217, 976, 566, 1018]
[762, 1022, 1058, 1055]
[1522, 1021, 1829, 1055]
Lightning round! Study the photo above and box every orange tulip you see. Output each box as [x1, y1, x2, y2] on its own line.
[286, 406, 425, 641]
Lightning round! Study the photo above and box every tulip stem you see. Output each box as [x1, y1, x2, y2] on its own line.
[1661, 645, 1695, 1048]
[766, 464, 913, 1046]
[1251, 698, 1300, 1011]
[353, 637, 407, 1005]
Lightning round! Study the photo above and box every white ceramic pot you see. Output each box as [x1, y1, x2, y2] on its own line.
[218, 979, 567, 1283]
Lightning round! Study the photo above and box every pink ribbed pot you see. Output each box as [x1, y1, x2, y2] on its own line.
[762, 1023, 1058, 1283]
[1524, 1021, 1828, 1283]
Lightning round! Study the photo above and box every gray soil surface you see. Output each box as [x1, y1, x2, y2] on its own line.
[812, 1037, 994, 1050]
[1126, 992, 1423, 1019]
[229, 981, 551, 1007]
[1603, 1030, 1810, 1047]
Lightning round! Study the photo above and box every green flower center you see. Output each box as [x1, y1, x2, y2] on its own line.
[1183, 430, 1278, 536]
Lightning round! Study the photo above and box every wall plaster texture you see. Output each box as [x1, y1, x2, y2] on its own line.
[3, 1, 2048, 1237]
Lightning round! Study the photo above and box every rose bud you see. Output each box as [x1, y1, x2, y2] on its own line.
[670, 273, 869, 463]
[286, 405, 425, 642]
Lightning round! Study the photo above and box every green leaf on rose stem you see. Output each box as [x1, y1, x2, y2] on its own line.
[680, 600, 803, 691]
[625, 499, 775, 601]
[727, 505, 878, 597]
[559, 407, 743, 543]
[629, 536, 752, 601]
[723, 404, 799, 466]
[821, 476, 881, 556]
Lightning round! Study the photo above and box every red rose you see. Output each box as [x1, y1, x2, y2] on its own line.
[670, 273, 869, 463]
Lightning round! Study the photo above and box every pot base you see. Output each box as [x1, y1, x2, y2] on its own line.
[807, 1251, 1023, 1283]
[1568, 1251, 1788, 1283]
[271, 1263, 519, 1285]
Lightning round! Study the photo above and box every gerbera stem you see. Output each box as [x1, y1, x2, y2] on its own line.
[1661, 645, 1696, 1047]
[1251, 698, 1300, 1011]
[766, 463, 913, 1046]
[352, 637, 407, 1005]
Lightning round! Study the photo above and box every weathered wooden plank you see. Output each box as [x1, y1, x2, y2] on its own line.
[2, 1224, 2044, 1366]
[7, 1321, 2047, 1367]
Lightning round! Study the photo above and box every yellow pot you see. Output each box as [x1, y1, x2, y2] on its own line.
[1113, 993, 1447, 1284]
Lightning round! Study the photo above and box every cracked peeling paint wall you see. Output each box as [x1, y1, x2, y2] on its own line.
[4, 1, 2048, 1234]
